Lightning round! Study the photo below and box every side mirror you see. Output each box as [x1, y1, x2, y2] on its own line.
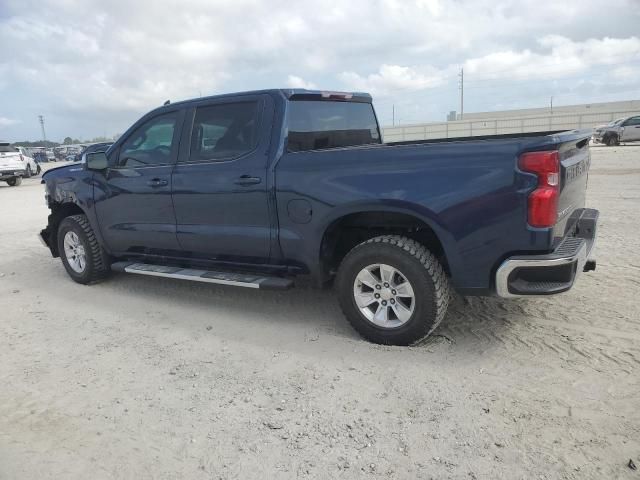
[86, 152, 108, 171]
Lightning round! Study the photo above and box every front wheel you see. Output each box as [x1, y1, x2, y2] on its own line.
[6, 177, 22, 186]
[57, 214, 110, 284]
[24, 165, 32, 178]
[605, 135, 618, 146]
[336, 235, 450, 345]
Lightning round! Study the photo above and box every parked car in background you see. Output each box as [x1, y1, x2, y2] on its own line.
[592, 115, 640, 146]
[15, 146, 41, 177]
[78, 142, 113, 162]
[0, 142, 26, 186]
[32, 149, 49, 163]
[40, 89, 599, 345]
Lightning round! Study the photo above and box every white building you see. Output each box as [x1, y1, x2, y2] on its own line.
[382, 99, 640, 142]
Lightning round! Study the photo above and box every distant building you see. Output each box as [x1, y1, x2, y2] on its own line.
[383, 99, 640, 142]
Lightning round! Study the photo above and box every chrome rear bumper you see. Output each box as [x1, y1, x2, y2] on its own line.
[495, 208, 598, 298]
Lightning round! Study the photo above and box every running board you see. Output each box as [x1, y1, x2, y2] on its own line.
[111, 262, 293, 290]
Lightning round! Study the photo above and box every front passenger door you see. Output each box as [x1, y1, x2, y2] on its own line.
[621, 116, 640, 142]
[94, 110, 184, 254]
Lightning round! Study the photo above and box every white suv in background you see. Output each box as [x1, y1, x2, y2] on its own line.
[0, 142, 26, 186]
[14, 146, 41, 177]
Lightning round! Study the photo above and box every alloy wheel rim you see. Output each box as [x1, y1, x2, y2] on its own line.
[63, 231, 87, 273]
[353, 263, 415, 329]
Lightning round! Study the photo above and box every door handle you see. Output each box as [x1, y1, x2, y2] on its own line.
[234, 175, 261, 186]
[147, 178, 168, 187]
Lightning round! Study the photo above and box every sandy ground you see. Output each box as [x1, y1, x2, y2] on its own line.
[1, 147, 639, 480]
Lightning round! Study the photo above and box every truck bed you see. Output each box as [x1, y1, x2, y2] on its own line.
[386, 130, 569, 146]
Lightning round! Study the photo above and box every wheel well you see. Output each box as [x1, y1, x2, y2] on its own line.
[320, 211, 450, 278]
[47, 202, 85, 256]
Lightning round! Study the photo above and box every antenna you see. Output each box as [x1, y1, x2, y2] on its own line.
[38, 115, 47, 141]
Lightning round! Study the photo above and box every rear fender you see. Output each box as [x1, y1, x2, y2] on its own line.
[315, 201, 463, 283]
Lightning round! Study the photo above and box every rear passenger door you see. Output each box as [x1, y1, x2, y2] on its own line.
[171, 95, 274, 262]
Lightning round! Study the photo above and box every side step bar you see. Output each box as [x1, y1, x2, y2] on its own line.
[111, 262, 293, 290]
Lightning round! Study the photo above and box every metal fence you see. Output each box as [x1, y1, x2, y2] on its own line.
[382, 109, 640, 142]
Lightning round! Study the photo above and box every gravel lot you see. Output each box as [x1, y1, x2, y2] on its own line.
[1, 146, 639, 479]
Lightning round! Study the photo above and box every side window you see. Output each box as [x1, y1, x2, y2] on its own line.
[625, 116, 640, 126]
[188, 101, 259, 162]
[287, 101, 380, 153]
[117, 112, 178, 167]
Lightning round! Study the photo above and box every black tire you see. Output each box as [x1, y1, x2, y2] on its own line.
[6, 177, 22, 186]
[36, 165, 42, 175]
[57, 214, 110, 284]
[605, 135, 618, 147]
[336, 235, 450, 345]
[24, 165, 32, 178]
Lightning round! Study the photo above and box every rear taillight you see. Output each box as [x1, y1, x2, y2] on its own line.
[519, 150, 560, 228]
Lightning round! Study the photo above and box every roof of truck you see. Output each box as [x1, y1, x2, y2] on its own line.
[162, 89, 372, 109]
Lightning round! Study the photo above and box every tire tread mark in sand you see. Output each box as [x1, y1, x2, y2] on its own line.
[422, 296, 640, 373]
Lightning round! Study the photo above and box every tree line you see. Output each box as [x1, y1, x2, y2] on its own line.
[11, 135, 120, 148]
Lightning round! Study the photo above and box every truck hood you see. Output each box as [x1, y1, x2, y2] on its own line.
[41, 163, 85, 182]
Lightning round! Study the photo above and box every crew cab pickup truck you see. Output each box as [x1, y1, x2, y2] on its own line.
[40, 89, 598, 345]
[0, 142, 26, 186]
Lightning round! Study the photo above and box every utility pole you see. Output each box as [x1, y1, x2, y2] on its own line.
[550, 96, 554, 114]
[392, 104, 395, 126]
[458, 68, 464, 120]
[38, 115, 47, 141]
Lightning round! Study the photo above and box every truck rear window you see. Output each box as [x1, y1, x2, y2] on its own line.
[287, 101, 380, 153]
[0, 144, 15, 153]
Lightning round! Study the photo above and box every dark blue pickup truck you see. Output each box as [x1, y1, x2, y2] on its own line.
[40, 89, 598, 345]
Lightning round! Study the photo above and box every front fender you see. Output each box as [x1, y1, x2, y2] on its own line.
[41, 167, 108, 257]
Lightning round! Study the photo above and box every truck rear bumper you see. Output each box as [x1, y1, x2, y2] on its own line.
[495, 208, 598, 298]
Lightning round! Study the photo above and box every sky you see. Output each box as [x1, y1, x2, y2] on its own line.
[1, 0, 640, 142]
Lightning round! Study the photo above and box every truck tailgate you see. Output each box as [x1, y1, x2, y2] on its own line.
[553, 134, 591, 244]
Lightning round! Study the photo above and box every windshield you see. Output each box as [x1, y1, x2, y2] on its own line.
[608, 118, 624, 126]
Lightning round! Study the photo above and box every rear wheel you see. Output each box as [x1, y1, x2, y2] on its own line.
[57, 214, 110, 284]
[6, 177, 22, 186]
[336, 235, 450, 345]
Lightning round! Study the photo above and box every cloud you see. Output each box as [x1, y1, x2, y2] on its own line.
[0, 117, 20, 128]
[286, 75, 318, 90]
[0, 0, 639, 139]
[339, 64, 452, 96]
[464, 36, 640, 81]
